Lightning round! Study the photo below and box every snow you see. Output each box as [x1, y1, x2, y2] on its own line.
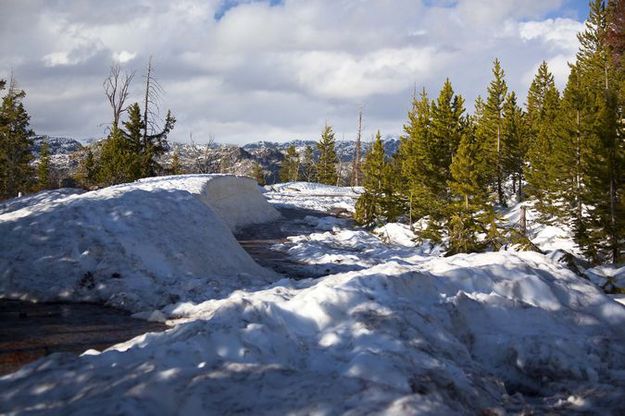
[264, 181, 363, 213]
[136, 174, 280, 231]
[2, 251, 625, 414]
[2, 181, 625, 414]
[0, 175, 278, 312]
[504, 201, 579, 255]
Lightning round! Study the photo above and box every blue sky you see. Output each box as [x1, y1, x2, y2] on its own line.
[0, 0, 591, 143]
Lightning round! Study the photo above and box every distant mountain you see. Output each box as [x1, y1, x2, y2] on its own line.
[31, 135, 401, 185]
[32, 136, 83, 156]
[242, 137, 400, 162]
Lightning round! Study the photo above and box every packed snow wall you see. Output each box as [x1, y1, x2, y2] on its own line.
[136, 175, 281, 231]
[0, 175, 279, 312]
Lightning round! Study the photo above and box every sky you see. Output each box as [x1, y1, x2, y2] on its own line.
[0, 0, 590, 144]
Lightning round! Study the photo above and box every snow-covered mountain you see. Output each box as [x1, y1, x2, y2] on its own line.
[32, 135, 83, 156]
[31, 135, 400, 185]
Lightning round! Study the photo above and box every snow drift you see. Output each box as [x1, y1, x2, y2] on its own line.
[0, 175, 278, 312]
[136, 174, 280, 231]
[2, 251, 625, 414]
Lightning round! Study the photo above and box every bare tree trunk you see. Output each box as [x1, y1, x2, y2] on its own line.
[352, 108, 363, 186]
[520, 205, 527, 235]
[496, 124, 504, 205]
[103, 64, 134, 129]
[142, 56, 153, 148]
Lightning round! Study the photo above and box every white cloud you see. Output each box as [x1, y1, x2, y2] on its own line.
[0, 0, 588, 143]
[519, 18, 583, 52]
[113, 50, 137, 64]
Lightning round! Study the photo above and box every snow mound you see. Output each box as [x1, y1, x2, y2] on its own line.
[264, 181, 363, 213]
[136, 174, 280, 231]
[0, 175, 278, 312]
[3, 252, 625, 414]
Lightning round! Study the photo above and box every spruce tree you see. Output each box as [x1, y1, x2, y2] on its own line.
[37, 140, 51, 190]
[476, 58, 508, 206]
[279, 145, 300, 182]
[316, 124, 338, 185]
[0, 79, 34, 199]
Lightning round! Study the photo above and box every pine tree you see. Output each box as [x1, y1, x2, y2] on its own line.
[447, 124, 490, 254]
[501, 92, 526, 199]
[0, 79, 34, 199]
[300, 145, 316, 182]
[551, 64, 588, 246]
[573, 0, 625, 262]
[526, 82, 561, 221]
[37, 140, 51, 190]
[170, 148, 182, 175]
[476, 58, 508, 206]
[97, 126, 139, 186]
[279, 145, 300, 182]
[399, 89, 432, 223]
[398, 81, 465, 237]
[316, 124, 338, 185]
[525, 62, 561, 217]
[252, 162, 266, 186]
[355, 131, 397, 225]
[77, 148, 97, 188]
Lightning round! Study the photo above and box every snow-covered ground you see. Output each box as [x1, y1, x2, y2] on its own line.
[2, 180, 625, 414]
[264, 181, 363, 213]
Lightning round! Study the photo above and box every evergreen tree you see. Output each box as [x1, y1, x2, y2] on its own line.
[501, 92, 526, 199]
[170, 148, 182, 175]
[0, 79, 34, 199]
[526, 82, 561, 221]
[525, 62, 561, 218]
[447, 123, 492, 252]
[398, 81, 465, 237]
[97, 126, 139, 186]
[300, 145, 316, 182]
[355, 131, 398, 225]
[476, 58, 508, 206]
[279, 145, 300, 182]
[316, 124, 338, 185]
[37, 140, 51, 190]
[399, 89, 432, 223]
[252, 162, 266, 186]
[574, 0, 625, 262]
[551, 65, 588, 246]
[77, 148, 97, 188]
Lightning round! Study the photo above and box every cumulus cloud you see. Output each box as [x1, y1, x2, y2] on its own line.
[0, 0, 587, 143]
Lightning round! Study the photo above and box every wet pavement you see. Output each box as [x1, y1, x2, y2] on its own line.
[236, 206, 341, 279]
[0, 300, 168, 376]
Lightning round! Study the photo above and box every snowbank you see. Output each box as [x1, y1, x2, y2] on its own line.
[0, 175, 278, 312]
[264, 181, 363, 213]
[2, 251, 625, 414]
[136, 174, 280, 230]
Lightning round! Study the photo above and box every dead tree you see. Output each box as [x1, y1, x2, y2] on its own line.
[351, 107, 363, 186]
[103, 64, 134, 129]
